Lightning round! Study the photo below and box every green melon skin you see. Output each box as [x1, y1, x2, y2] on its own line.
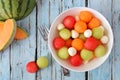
[0, 0, 36, 21]
[0, 19, 17, 51]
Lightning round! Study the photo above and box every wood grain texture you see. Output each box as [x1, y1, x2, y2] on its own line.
[36, 0, 52, 80]
[49, 0, 64, 80]
[0, 49, 11, 80]
[10, 7, 37, 80]
[88, 0, 113, 80]
[112, 0, 120, 80]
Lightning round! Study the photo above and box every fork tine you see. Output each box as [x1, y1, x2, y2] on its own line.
[45, 27, 49, 34]
[39, 25, 49, 41]
[39, 26, 45, 37]
[44, 24, 49, 33]
[43, 25, 49, 41]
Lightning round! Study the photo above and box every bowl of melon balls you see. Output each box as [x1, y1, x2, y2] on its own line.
[48, 7, 113, 72]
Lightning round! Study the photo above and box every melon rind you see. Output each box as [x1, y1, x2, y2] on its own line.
[0, 19, 16, 51]
[0, 0, 36, 21]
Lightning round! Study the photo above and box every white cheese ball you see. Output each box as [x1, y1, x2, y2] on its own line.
[68, 47, 77, 56]
[75, 15, 79, 21]
[84, 29, 92, 38]
[57, 23, 65, 30]
[100, 36, 109, 44]
[71, 30, 79, 38]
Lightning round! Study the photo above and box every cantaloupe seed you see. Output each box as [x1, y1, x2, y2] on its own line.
[14, 27, 28, 40]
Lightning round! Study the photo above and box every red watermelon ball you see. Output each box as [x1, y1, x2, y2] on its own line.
[70, 54, 83, 66]
[26, 61, 39, 73]
[53, 37, 66, 50]
[63, 16, 76, 29]
[84, 37, 100, 51]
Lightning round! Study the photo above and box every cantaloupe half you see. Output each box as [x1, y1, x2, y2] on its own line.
[14, 27, 28, 40]
[0, 22, 28, 40]
[0, 21, 4, 33]
[0, 19, 16, 51]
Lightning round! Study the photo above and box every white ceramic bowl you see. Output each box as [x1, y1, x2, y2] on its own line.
[48, 7, 113, 72]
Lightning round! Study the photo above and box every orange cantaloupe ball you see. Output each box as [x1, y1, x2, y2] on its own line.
[88, 17, 101, 29]
[79, 11, 93, 23]
[72, 38, 84, 51]
[74, 21, 87, 33]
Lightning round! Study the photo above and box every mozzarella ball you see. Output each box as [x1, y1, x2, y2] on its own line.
[57, 23, 65, 30]
[68, 47, 77, 56]
[84, 29, 92, 38]
[100, 36, 109, 44]
[71, 30, 79, 38]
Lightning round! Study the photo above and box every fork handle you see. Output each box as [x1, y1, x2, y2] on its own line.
[61, 66, 70, 76]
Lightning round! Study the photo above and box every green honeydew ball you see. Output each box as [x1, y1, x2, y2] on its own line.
[59, 28, 71, 40]
[92, 27, 104, 39]
[80, 49, 93, 61]
[37, 56, 48, 69]
[95, 45, 107, 57]
[57, 47, 69, 60]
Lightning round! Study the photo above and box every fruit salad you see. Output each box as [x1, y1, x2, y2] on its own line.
[53, 11, 108, 67]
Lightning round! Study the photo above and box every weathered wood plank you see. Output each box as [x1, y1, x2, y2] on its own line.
[10, 7, 37, 80]
[88, 0, 112, 80]
[73, 0, 85, 7]
[112, 0, 120, 80]
[49, 0, 63, 80]
[36, 0, 52, 80]
[0, 49, 11, 80]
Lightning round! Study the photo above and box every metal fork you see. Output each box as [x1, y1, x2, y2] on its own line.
[39, 25, 70, 76]
[39, 25, 49, 41]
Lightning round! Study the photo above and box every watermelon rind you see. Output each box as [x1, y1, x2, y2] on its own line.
[0, 0, 36, 21]
[0, 0, 10, 19]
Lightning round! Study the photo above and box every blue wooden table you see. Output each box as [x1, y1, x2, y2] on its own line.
[0, 0, 120, 80]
